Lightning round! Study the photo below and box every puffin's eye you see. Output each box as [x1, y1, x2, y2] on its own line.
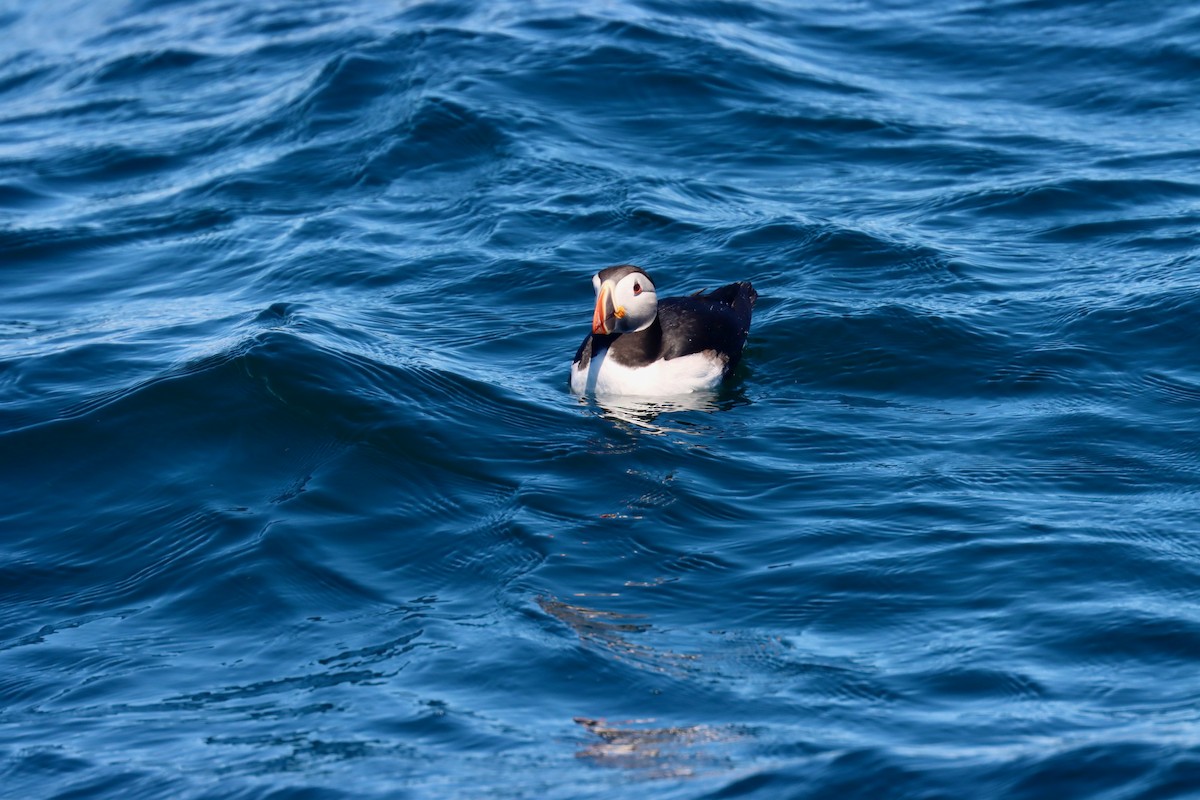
[633, 282, 642, 295]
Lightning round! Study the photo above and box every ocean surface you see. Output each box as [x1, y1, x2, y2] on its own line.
[3, 0, 1200, 797]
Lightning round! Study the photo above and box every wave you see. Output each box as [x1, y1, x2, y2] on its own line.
[5, 1, 1200, 797]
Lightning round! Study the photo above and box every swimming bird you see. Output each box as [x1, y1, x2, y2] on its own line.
[570, 265, 757, 395]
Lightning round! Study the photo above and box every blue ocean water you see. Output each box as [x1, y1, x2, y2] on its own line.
[3, 0, 1200, 797]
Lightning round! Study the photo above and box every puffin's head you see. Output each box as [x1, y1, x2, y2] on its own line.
[590, 265, 658, 335]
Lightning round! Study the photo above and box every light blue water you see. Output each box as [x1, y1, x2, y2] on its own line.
[3, 1, 1200, 798]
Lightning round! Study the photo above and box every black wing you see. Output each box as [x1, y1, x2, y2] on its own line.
[657, 282, 756, 369]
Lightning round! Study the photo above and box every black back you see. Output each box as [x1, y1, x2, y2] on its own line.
[574, 281, 757, 373]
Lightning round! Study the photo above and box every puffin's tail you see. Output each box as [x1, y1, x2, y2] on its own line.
[703, 281, 757, 330]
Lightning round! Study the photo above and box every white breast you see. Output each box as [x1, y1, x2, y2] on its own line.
[570, 347, 727, 396]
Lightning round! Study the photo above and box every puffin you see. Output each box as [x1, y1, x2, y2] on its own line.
[570, 265, 757, 395]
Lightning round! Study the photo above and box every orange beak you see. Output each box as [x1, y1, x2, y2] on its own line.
[592, 281, 625, 334]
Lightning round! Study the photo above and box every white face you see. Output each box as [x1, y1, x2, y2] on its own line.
[594, 271, 657, 333]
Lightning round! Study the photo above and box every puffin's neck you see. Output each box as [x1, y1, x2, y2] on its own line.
[596, 314, 662, 364]
[627, 314, 663, 353]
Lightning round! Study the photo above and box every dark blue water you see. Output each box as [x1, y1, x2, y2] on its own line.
[3, 1, 1200, 797]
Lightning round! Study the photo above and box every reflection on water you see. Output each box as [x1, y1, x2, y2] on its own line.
[573, 716, 744, 778]
[541, 597, 750, 778]
[537, 596, 698, 675]
[584, 392, 745, 435]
